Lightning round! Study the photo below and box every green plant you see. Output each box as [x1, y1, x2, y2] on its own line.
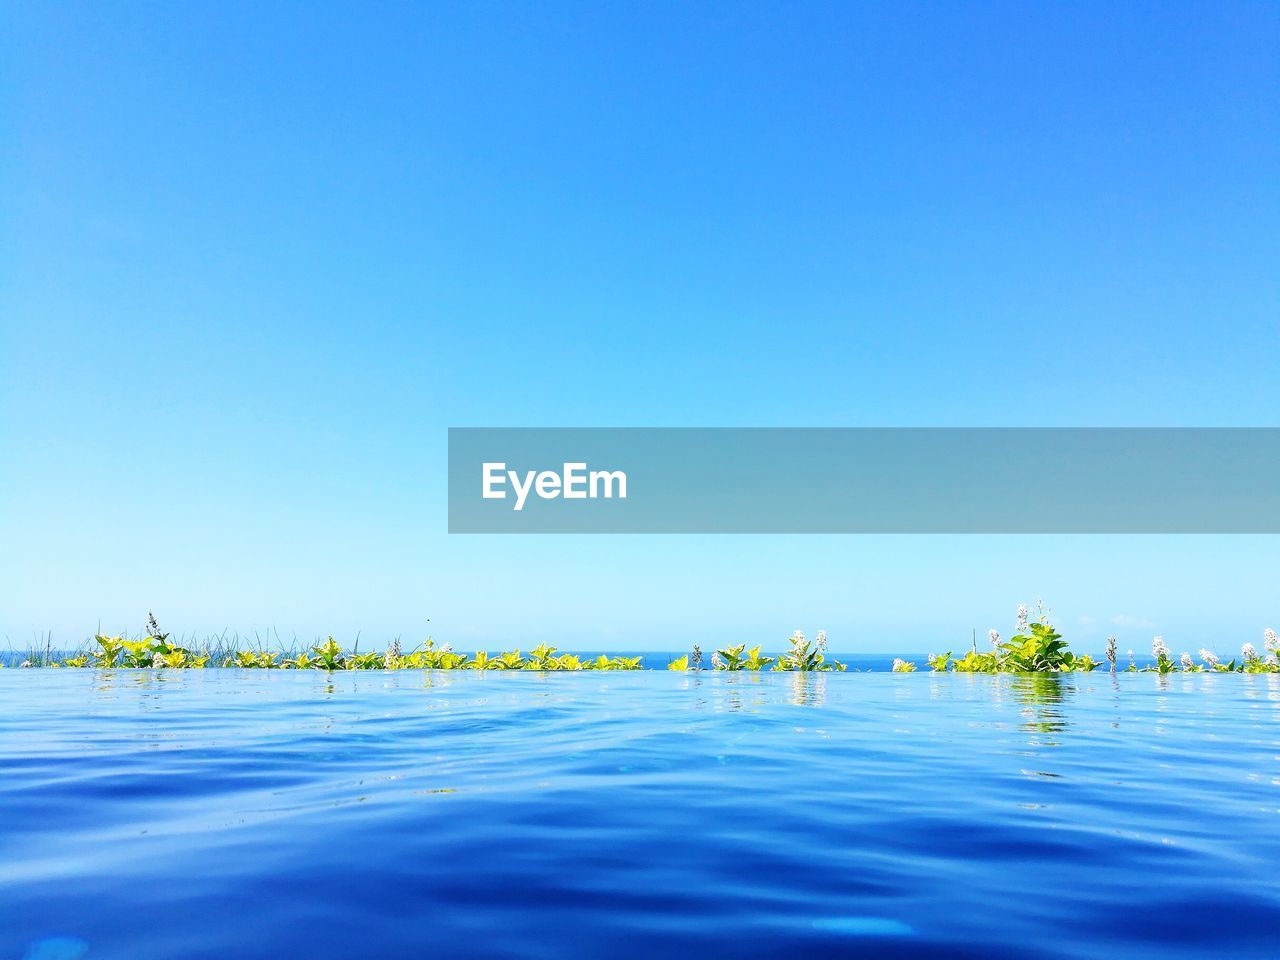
[527, 644, 560, 670]
[494, 650, 528, 670]
[80, 632, 210, 669]
[950, 650, 997, 672]
[712, 644, 774, 671]
[1148, 637, 1178, 674]
[774, 630, 844, 672]
[33, 609, 1280, 676]
[551, 653, 585, 670]
[310, 638, 344, 670]
[230, 649, 279, 668]
[927, 652, 952, 672]
[997, 620, 1074, 672]
[931, 603, 1101, 673]
[587, 654, 642, 671]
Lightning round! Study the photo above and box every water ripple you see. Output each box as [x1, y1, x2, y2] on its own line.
[2, 671, 1279, 958]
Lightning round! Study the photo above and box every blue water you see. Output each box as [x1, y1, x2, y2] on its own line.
[3, 671, 1278, 959]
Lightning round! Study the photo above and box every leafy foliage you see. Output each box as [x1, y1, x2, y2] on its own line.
[899, 603, 1266, 675]
[35, 611, 1280, 676]
[998, 622, 1074, 672]
[87, 634, 209, 669]
[771, 631, 845, 672]
[712, 644, 775, 671]
[55, 636, 649, 672]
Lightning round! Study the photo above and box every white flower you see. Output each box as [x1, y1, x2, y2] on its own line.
[1242, 643, 1259, 661]
[1264, 628, 1278, 652]
[1152, 636, 1170, 659]
[1180, 652, 1194, 670]
[1200, 649, 1220, 666]
[1267, 654, 1278, 667]
[1016, 605, 1029, 633]
[892, 658, 906, 671]
[19, 660, 31, 668]
[988, 629, 1001, 649]
[711, 652, 724, 669]
[816, 630, 827, 652]
[440, 643, 453, 653]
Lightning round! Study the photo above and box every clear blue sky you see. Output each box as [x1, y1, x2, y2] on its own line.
[2, 2, 1277, 654]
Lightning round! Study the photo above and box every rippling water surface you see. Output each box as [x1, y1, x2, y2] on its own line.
[3, 671, 1279, 959]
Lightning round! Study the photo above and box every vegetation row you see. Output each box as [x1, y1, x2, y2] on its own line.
[8, 605, 1279, 674]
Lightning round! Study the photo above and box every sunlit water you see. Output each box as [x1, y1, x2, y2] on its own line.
[3, 671, 1279, 959]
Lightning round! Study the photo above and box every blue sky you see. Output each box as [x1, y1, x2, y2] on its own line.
[2, 2, 1277, 653]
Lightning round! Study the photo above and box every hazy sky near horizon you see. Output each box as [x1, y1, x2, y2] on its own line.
[3, 2, 1277, 652]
